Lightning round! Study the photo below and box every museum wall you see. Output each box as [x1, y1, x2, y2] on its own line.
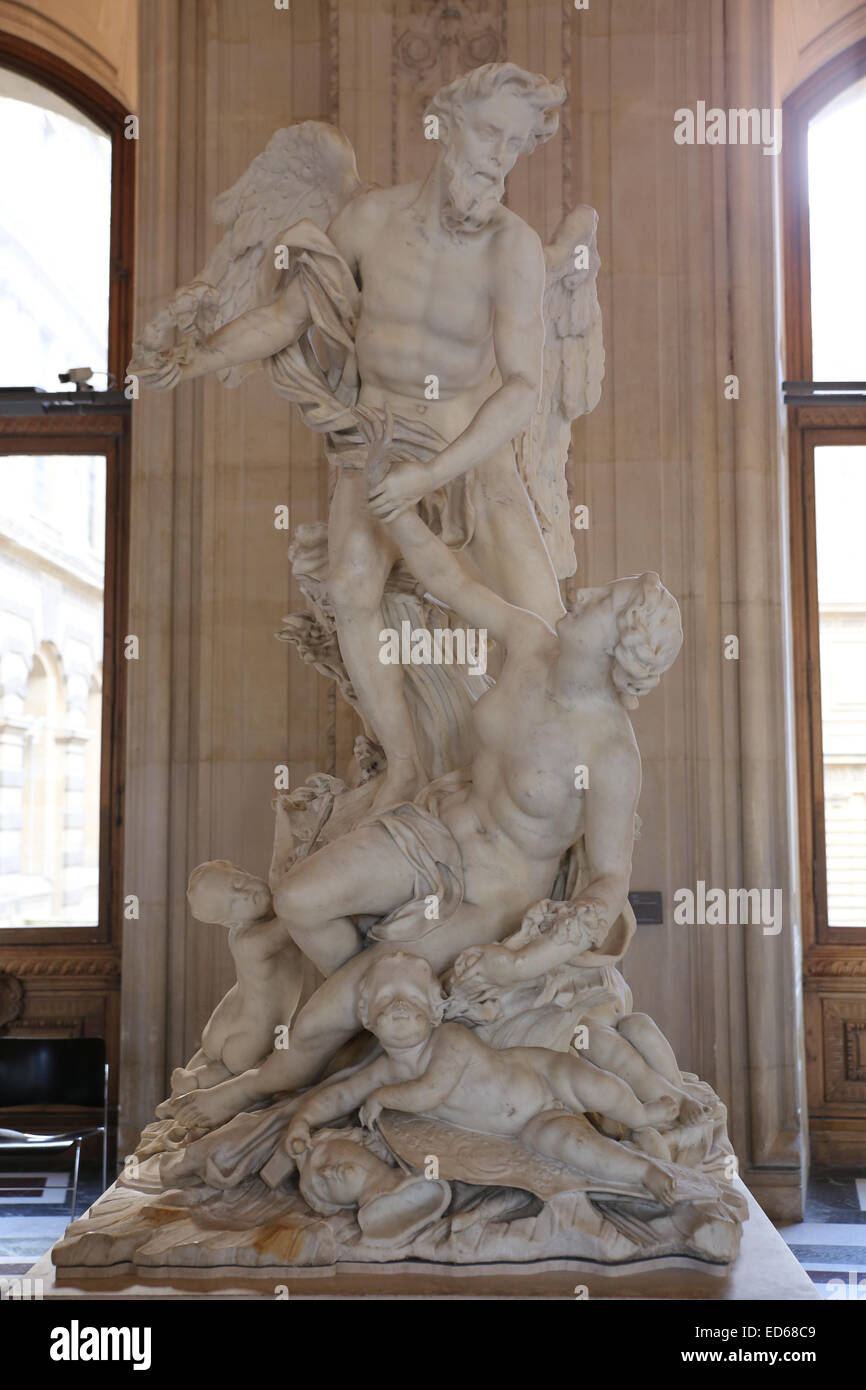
[0, 0, 137, 108]
[120, 0, 806, 1218]
[774, 0, 866, 98]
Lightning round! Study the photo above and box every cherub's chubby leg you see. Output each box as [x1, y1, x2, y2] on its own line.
[617, 1013, 682, 1087]
[328, 468, 426, 808]
[273, 823, 416, 976]
[171, 943, 390, 1132]
[466, 443, 564, 629]
[583, 1022, 678, 1104]
[596, 1016, 710, 1125]
[521, 1110, 677, 1207]
[583, 1020, 705, 1125]
[548, 1052, 678, 1133]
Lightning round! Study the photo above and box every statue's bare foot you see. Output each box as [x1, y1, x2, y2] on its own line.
[173, 1079, 251, 1132]
[631, 1126, 671, 1161]
[370, 758, 426, 812]
[644, 1163, 677, 1207]
[643, 1094, 679, 1128]
[678, 1095, 710, 1125]
[171, 1066, 200, 1095]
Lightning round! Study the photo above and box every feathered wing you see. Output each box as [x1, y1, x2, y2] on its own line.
[131, 121, 362, 386]
[515, 204, 605, 580]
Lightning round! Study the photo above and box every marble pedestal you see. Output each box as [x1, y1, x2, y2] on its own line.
[32, 1183, 817, 1299]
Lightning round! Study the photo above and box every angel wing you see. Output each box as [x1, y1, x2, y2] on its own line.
[131, 121, 362, 386]
[515, 205, 604, 580]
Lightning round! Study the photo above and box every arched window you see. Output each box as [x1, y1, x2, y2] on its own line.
[0, 35, 132, 944]
[784, 39, 866, 1165]
[0, 70, 112, 388]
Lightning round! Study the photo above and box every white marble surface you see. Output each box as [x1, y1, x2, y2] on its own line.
[87, 61, 752, 1275]
[31, 1185, 818, 1300]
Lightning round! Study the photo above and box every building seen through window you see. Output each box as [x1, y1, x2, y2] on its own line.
[806, 75, 866, 929]
[0, 67, 111, 927]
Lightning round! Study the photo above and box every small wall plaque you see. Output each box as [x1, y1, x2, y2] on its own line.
[628, 891, 663, 925]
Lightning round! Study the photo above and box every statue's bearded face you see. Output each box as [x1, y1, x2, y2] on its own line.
[441, 92, 537, 233]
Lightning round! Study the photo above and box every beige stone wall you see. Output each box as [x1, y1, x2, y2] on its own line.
[120, 0, 807, 1217]
[774, 0, 866, 99]
[0, 0, 137, 108]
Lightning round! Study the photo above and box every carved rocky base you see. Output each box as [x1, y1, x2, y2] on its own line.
[52, 1113, 747, 1286]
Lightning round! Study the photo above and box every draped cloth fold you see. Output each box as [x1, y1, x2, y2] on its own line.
[361, 769, 467, 943]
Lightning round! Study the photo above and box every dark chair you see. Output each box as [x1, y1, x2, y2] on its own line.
[0, 1038, 108, 1220]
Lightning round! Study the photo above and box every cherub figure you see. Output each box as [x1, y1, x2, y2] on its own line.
[285, 953, 681, 1207]
[448, 899, 709, 1132]
[294, 1126, 451, 1245]
[159, 860, 315, 1104]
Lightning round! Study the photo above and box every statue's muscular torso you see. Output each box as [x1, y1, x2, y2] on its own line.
[329, 183, 538, 441]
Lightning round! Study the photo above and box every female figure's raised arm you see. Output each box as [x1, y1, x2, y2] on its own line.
[358, 406, 551, 650]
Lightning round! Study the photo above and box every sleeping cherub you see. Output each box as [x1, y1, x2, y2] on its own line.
[285, 950, 684, 1206]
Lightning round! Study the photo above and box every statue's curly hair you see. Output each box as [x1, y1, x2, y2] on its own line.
[426, 62, 566, 155]
[609, 573, 683, 709]
[357, 951, 446, 1032]
[187, 858, 235, 897]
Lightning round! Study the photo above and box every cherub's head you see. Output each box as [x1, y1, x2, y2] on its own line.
[186, 859, 272, 927]
[297, 1130, 397, 1217]
[426, 63, 565, 233]
[357, 952, 446, 1053]
[556, 572, 683, 709]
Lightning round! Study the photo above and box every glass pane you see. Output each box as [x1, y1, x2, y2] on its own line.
[0, 69, 111, 390]
[814, 446, 866, 928]
[807, 74, 866, 381]
[0, 456, 105, 927]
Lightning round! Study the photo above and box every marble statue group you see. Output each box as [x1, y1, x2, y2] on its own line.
[54, 62, 747, 1279]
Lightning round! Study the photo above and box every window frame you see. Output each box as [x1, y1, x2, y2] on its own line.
[788, 418, 866, 949]
[0, 33, 134, 388]
[783, 37, 866, 386]
[0, 36, 133, 946]
[784, 38, 866, 952]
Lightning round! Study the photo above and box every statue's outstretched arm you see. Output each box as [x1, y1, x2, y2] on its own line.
[383, 506, 549, 650]
[183, 278, 312, 381]
[578, 740, 641, 930]
[288, 1055, 393, 1144]
[130, 277, 312, 390]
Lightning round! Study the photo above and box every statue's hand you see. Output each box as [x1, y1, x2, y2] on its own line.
[354, 402, 426, 519]
[367, 457, 428, 521]
[128, 346, 184, 393]
[452, 942, 520, 989]
[550, 899, 606, 951]
[359, 1092, 384, 1130]
[286, 1115, 312, 1155]
[516, 897, 606, 953]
